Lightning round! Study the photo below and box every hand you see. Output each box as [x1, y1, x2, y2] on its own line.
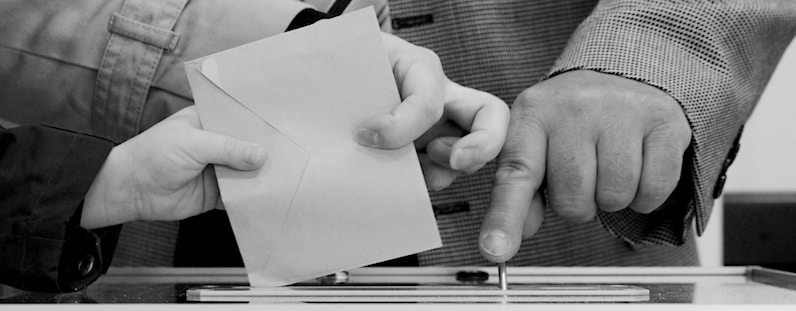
[479, 70, 692, 262]
[355, 33, 510, 190]
[80, 106, 266, 229]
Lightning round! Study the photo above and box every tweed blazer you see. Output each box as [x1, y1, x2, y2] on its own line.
[1, 0, 795, 267]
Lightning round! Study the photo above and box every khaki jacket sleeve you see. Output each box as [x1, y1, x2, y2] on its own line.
[0, 0, 310, 141]
[547, 0, 796, 245]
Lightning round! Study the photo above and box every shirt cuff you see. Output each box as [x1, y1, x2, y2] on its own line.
[58, 207, 121, 292]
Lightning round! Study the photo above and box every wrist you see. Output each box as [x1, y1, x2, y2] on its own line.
[81, 145, 139, 229]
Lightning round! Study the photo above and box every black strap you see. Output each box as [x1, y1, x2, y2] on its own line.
[286, 8, 331, 31]
[328, 0, 352, 17]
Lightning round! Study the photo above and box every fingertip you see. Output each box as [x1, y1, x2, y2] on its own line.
[354, 114, 407, 149]
[479, 229, 517, 263]
[449, 147, 479, 171]
[354, 128, 381, 147]
[480, 230, 509, 256]
[221, 140, 266, 171]
[427, 170, 459, 191]
[243, 144, 266, 168]
[448, 132, 501, 173]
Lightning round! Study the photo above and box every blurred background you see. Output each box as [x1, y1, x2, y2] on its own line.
[697, 39, 796, 271]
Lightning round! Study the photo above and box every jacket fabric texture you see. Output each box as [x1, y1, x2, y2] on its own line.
[1, 0, 795, 292]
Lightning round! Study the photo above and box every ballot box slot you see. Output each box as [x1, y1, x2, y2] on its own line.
[185, 284, 650, 303]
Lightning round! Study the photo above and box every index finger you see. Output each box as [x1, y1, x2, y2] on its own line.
[479, 104, 547, 263]
[445, 83, 510, 171]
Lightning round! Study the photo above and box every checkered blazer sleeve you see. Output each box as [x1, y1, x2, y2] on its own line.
[547, 0, 796, 245]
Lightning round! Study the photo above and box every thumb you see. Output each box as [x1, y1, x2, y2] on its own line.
[190, 131, 266, 171]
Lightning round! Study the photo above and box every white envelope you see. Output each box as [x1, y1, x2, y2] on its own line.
[184, 9, 441, 286]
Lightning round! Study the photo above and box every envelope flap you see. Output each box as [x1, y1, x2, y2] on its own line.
[197, 57, 298, 145]
[186, 60, 311, 272]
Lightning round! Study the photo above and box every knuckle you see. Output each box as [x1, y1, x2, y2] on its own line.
[631, 198, 662, 214]
[549, 198, 595, 223]
[646, 99, 690, 131]
[673, 122, 693, 146]
[510, 108, 544, 131]
[504, 109, 546, 146]
[513, 88, 549, 111]
[517, 80, 591, 108]
[649, 122, 692, 149]
[417, 45, 442, 67]
[631, 204, 658, 214]
[421, 99, 444, 124]
[595, 188, 634, 212]
[511, 87, 569, 128]
[633, 179, 679, 214]
[595, 160, 636, 211]
[494, 154, 538, 186]
[643, 178, 679, 199]
[488, 203, 522, 221]
[223, 138, 240, 157]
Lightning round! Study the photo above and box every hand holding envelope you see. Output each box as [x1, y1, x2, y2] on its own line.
[185, 9, 508, 286]
[358, 33, 509, 192]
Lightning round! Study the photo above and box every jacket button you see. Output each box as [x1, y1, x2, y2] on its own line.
[713, 128, 743, 198]
[77, 254, 95, 277]
[713, 173, 728, 198]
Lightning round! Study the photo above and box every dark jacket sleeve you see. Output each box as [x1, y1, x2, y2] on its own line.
[0, 125, 121, 293]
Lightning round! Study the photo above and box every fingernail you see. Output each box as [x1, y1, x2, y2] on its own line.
[428, 180, 446, 192]
[245, 145, 265, 166]
[450, 148, 477, 170]
[480, 230, 509, 257]
[355, 128, 380, 146]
